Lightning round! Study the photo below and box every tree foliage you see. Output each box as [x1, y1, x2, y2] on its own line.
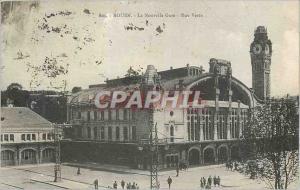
[124, 66, 143, 77]
[244, 98, 299, 189]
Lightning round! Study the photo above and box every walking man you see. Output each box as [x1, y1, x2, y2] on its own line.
[176, 166, 179, 177]
[208, 176, 212, 187]
[217, 176, 221, 186]
[167, 176, 172, 189]
[113, 181, 118, 189]
[77, 167, 81, 175]
[94, 179, 98, 190]
[121, 180, 125, 189]
[200, 177, 204, 188]
[213, 176, 217, 187]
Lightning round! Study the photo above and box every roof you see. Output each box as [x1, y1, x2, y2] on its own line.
[69, 65, 205, 105]
[68, 75, 205, 105]
[1, 107, 53, 131]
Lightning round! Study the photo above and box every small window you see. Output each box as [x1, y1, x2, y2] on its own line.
[32, 134, 36, 141]
[108, 110, 112, 120]
[124, 109, 128, 120]
[94, 111, 97, 120]
[47, 133, 51, 140]
[132, 111, 136, 120]
[132, 126, 136, 141]
[4, 134, 9, 141]
[42, 133, 46, 140]
[170, 111, 174, 116]
[87, 111, 90, 121]
[0, 134, 3, 142]
[27, 134, 31, 141]
[100, 111, 104, 120]
[21, 134, 26, 141]
[9, 134, 14, 141]
[116, 110, 119, 120]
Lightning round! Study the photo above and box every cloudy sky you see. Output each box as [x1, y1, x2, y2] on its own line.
[1, 0, 299, 96]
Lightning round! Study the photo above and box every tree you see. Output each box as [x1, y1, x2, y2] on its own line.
[124, 66, 142, 77]
[7, 83, 23, 90]
[71, 86, 82, 94]
[244, 98, 299, 189]
[5, 83, 29, 107]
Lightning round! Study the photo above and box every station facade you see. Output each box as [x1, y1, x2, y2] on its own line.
[63, 26, 271, 169]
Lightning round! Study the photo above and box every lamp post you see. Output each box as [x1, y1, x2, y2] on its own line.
[150, 122, 159, 190]
[53, 123, 72, 182]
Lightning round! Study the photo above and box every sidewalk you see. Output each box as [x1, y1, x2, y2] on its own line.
[30, 175, 97, 190]
[63, 162, 225, 176]
[63, 162, 151, 176]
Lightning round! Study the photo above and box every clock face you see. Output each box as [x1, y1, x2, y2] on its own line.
[253, 44, 262, 54]
[265, 44, 269, 54]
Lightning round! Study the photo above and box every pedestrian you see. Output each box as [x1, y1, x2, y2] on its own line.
[113, 181, 118, 189]
[203, 177, 206, 186]
[136, 183, 139, 189]
[217, 176, 221, 186]
[94, 179, 98, 190]
[132, 182, 136, 189]
[176, 166, 179, 177]
[213, 176, 217, 187]
[200, 177, 204, 188]
[77, 167, 81, 175]
[207, 176, 212, 187]
[127, 182, 131, 189]
[234, 162, 238, 170]
[167, 176, 172, 189]
[121, 180, 125, 189]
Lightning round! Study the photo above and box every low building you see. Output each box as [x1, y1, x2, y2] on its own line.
[1, 107, 55, 166]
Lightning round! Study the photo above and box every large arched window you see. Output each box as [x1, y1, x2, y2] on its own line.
[108, 126, 112, 140]
[94, 127, 97, 139]
[116, 127, 120, 141]
[87, 127, 91, 138]
[100, 127, 105, 140]
[132, 126, 136, 141]
[123, 127, 128, 141]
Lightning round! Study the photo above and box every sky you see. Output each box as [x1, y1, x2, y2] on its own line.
[0, 0, 299, 96]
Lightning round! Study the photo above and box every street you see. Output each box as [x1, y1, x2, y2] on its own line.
[0, 163, 298, 190]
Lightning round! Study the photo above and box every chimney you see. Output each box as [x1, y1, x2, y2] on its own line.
[170, 66, 173, 70]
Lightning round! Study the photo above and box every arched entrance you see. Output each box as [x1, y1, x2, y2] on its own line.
[1, 150, 15, 166]
[218, 146, 228, 163]
[204, 148, 215, 164]
[188, 148, 200, 165]
[42, 148, 55, 163]
[231, 146, 240, 161]
[21, 149, 37, 165]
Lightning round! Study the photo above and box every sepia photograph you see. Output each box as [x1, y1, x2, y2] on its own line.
[0, 0, 299, 189]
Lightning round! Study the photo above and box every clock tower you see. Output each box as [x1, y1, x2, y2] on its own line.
[250, 26, 272, 101]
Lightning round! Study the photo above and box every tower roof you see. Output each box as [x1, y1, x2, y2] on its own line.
[255, 26, 267, 34]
